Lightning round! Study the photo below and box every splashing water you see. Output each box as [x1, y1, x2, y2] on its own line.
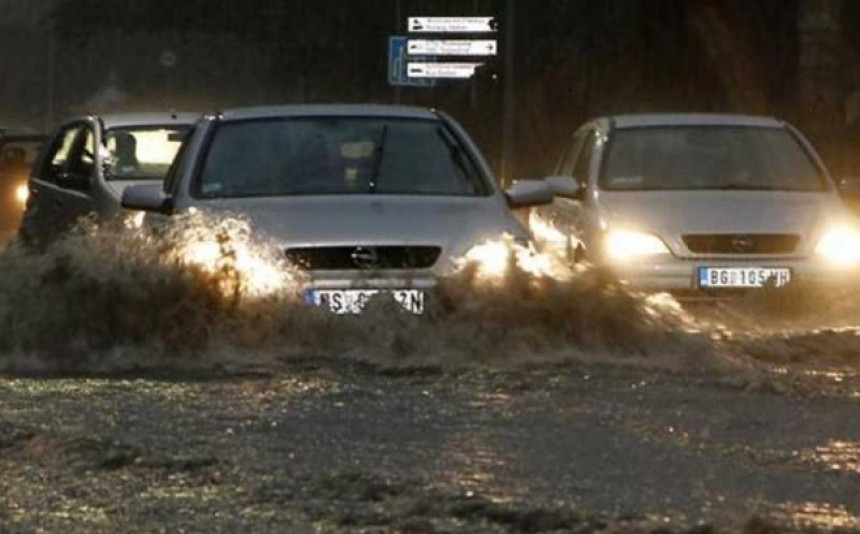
[2, 213, 858, 378]
[458, 235, 573, 282]
[167, 215, 301, 298]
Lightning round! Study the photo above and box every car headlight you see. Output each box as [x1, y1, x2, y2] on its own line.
[460, 235, 561, 278]
[815, 227, 860, 266]
[604, 230, 671, 261]
[14, 183, 28, 206]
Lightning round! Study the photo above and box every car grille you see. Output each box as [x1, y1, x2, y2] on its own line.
[682, 234, 800, 255]
[285, 246, 442, 270]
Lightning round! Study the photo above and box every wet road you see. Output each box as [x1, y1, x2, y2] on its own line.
[1, 361, 858, 532]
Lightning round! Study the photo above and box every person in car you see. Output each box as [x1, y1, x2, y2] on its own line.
[109, 131, 140, 177]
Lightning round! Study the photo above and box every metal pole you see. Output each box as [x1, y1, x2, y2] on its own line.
[395, 0, 403, 105]
[501, 0, 515, 186]
[46, 26, 55, 132]
[470, 0, 479, 111]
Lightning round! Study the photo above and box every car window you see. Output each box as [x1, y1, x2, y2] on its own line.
[40, 126, 81, 183]
[572, 130, 597, 187]
[557, 131, 585, 176]
[65, 127, 95, 185]
[104, 126, 190, 181]
[600, 126, 827, 191]
[162, 127, 195, 195]
[196, 117, 489, 198]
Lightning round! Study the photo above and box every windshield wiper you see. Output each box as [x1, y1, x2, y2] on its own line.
[368, 125, 388, 194]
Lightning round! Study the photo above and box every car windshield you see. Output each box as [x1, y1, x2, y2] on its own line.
[195, 117, 487, 198]
[600, 126, 827, 192]
[104, 126, 189, 181]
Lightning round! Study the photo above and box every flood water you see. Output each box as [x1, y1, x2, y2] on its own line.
[1, 217, 859, 532]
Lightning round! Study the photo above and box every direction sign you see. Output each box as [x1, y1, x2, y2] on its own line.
[407, 39, 497, 56]
[408, 17, 497, 34]
[388, 36, 435, 87]
[407, 62, 483, 79]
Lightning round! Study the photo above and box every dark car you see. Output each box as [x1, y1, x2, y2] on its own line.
[19, 112, 197, 246]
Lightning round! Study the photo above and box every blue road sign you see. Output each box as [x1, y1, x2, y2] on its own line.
[388, 36, 436, 87]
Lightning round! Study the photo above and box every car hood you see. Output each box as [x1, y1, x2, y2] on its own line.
[199, 194, 527, 262]
[597, 190, 853, 255]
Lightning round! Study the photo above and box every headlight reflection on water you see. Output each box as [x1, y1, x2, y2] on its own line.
[179, 238, 292, 297]
[171, 217, 298, 298]
[461, 235, 569, 280]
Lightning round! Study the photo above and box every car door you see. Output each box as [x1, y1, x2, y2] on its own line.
[21, 122, 95, 243]
[532, 129, 596, 262]
[56, 125, 98, 228]
[560, 129, 598, 260]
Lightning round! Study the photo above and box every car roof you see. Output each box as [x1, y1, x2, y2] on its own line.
[606, 113, 784, 129]
[97, 112, 201, 129]
[219, 104, 439, 122]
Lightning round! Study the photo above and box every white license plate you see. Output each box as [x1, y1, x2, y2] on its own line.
[307, 289, 425, 314]
[698, 267, 791, 289]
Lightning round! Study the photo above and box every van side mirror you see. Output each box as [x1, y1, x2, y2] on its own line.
[544, 175, 582, 200]
[121, 183, 172, 214]
[504, 180, 554, 209]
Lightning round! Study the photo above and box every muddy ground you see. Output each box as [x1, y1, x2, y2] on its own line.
[0, 357, 858, 533]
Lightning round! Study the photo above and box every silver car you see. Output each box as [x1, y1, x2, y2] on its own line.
[20, 112, 198, 245]
[533, 113, 860, 294]
[121, 105, 554, 313]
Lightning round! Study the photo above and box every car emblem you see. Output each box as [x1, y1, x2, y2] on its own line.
[350, 247, 380, 269]
[731, 235, 755, 253]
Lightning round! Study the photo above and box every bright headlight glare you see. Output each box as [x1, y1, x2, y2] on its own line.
[605, 230, 670, 261]
[460, 236, 563, 279]
[815, 227, 860, 266]
[14, 184, 28, 206]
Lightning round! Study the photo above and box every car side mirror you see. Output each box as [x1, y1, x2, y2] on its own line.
[504, 179, 554, 209]
[544, 175, 582, 200]
[121, 183, 172, 214]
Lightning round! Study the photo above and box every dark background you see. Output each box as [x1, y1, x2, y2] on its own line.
[1, 0, 858, 181]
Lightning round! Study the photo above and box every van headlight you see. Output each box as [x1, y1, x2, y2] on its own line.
[604, 230, 671, 261]
[815, 227, 860, 266]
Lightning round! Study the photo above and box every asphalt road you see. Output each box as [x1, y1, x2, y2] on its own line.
[1, 359, 857, 533]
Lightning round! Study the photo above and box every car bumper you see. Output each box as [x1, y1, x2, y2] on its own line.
[608, 257, 860, 293]
[303, 271, 438, 291]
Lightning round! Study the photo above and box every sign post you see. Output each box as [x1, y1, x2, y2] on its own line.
[407, 63, 484, 79]
[408, 17, 498, 33]
[388, 36, 436, 88]
[502, 0, 515, 186]
[388, 12, 509, 182]
[403, 17, 498, 81]
[407, 39, 497, 56]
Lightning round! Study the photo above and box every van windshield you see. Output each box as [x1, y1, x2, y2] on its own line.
[600, 126, 827, 192]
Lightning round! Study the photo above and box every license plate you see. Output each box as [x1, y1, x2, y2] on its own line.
[698, 267, 791, 289]
[307, 289, 425, 314]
